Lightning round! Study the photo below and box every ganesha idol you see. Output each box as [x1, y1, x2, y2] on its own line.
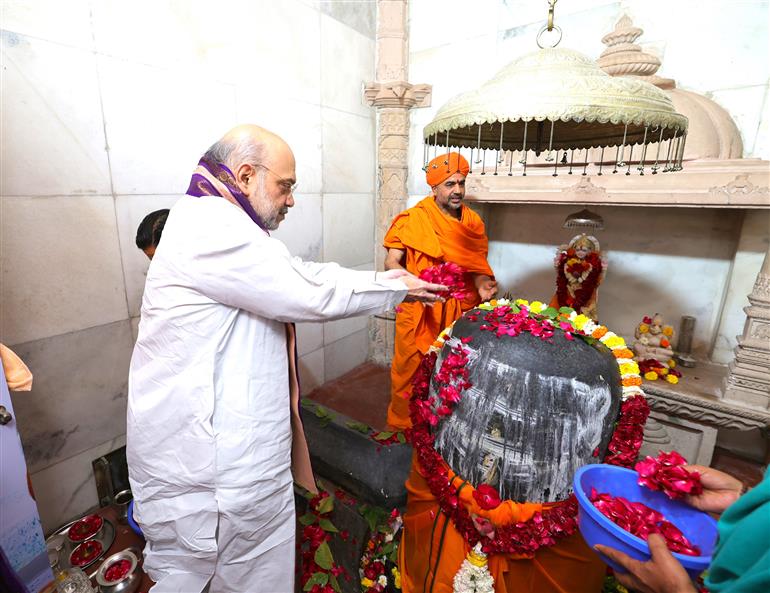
[399, 299, 648, 593]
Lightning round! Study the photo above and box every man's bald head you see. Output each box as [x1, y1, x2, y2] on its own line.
[204, 124, 297, 230]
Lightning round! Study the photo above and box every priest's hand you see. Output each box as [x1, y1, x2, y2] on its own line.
[379, 269, 447, 303]
[474, 275, 498, 302]
[683, 465, 743, 514]
[595, 534, 698, 593]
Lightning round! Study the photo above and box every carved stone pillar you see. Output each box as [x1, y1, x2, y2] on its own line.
[724, 248, 770, 409]
[364, 0, 431, 365]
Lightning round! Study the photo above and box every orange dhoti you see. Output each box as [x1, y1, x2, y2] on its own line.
[385, 196, 494, 430]
[399, 458, 607, 593]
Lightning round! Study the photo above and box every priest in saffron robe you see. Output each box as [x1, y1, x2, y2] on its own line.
[383, 152, 497, 430]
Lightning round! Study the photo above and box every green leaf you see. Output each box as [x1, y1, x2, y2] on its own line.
[303, 571, 329, 590]
[396, 432, 406, 444]
[314, 541, 334, 570]
[360, 504, 389, 533]
[373, 431, 394, 441]
[558, 306, 574, 314]
[300, 398, 316, 411]
[318, 518, 339, 532]
[346, 420, 370, 434]
[314, 405, 331, 418]
[541, 307, 558, 319]
[298, 512, 316, 526]
[319, 416, 332, 428]
[316, 495, 335, 515]
[330, 574, 341, 593]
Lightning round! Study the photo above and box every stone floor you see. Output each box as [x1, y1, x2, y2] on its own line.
[307, 362, 767, 487]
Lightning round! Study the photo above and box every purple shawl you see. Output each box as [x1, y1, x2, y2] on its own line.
[186, 158, 269, 233]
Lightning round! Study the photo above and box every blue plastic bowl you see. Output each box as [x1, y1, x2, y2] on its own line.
[573, 464, 718, 579]
[127, 499, 144, 539]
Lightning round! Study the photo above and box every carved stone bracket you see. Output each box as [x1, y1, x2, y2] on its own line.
[562, 176, 608, 199]
[643, 385, 770, 430]
[364, 81, 432, 109]
[708, 173, 770, 205]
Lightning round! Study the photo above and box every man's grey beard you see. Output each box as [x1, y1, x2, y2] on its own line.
[252, 170, 286, 230]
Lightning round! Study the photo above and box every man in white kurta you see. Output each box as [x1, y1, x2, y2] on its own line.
[127, 125, 444, 593]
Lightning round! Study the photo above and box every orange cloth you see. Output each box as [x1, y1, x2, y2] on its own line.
[384, 196, 493, 429]
[0, 344, 32, 391]
[400, 456, 607, 593]
[425, 152, 470, 187]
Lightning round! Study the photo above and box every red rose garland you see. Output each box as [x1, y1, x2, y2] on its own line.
[406, 307, 650, 557]
[555, 250, 603, 313]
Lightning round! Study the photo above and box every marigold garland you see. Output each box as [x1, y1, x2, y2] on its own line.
[406, 299, 649, 557]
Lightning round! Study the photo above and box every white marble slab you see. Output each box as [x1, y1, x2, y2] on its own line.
[296, 322, 325, 358]
[0, 0, 94, 50]
[0, 31, 111, 196]
[322, 193, 375, 267]
[323, 327, 368, 381]
[235, 93, 323, 195]
[272, 194, 323, 261]
[9, 320, 134, 475]
[324, 315, 370, 346]
[97, 55, 237, 195]
[320, 0, 375, 39]
[409, 0, 499, 53]
[299, 347, 325, 395]
[708, 85, 768, 158]
[321, 108, 375, 193]
[1, 196, 128, 345]
[29, 434, 126, 535]
[320, 14, 374, 117]
[114, 195, 183, 317]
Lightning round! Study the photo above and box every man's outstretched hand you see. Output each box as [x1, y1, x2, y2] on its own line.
[380, 269, 447, 303]
[682, 465, 743, 514]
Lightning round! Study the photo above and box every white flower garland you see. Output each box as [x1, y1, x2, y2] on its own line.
[453, 543, 495, 593]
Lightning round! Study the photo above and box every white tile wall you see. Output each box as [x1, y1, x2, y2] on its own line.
[98, 56, 238, 195]
[9, 320, 134, 474]
[1, 196, 128, 345]
[0, 0, 94, 50]
[324, 315, 370, 346]
[0, 32, 112, 196]
[272, 194, 323, 261]
[299, 347, 325, 394]
[709, 85, 769, 158]
[321, 108, 375, 193]
[29, 434, 126, 535]
[321, 14, 374, 117]
[322, 193, 375, 267]
[296, 322, 324, 357]
[323, 327, 369, 381]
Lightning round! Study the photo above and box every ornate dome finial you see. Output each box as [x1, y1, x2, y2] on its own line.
[598, 15, 675, 89]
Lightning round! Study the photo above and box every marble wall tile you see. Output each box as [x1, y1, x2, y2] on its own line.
[708, 85, 768, 158]
[29, 434, 126, 535]
[98, 55, 237, 195]
[324, 315, 370, 346]
[409, 0, 499, 53]
[322, 193, 375, 267]
[296, 322, 324, 358]
[324, 328, 368, 382]
[9, 320, 134, 475]
[299, 347, 325, 395]
[712, 210, 770, 364]
[0, 32, 111, 196]
[320, 0, 375, 39]
[272, 194, 323, 261]
[1, 196, 128, 345]
[114, 195, 183, 317]
[0, 0, 94, 50]
[321, 108, 375, 193]
[487, 205, 743, 357]
[320, 14, 375, 117]
[235, 93, 323, 194]
[752, 87, 770, 160]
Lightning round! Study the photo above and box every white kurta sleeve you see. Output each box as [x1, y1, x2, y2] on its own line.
[181, 231, 407, 323]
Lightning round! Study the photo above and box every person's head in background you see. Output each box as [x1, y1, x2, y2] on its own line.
[135, 209, 170, 260]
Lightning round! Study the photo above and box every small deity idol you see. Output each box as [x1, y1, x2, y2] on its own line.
[633, 313, 675, 364]
[550, 234, 607, 321]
